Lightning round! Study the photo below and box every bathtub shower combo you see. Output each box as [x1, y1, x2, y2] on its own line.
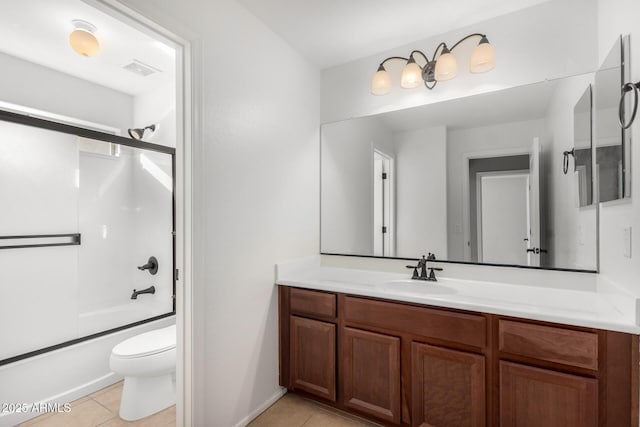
[0, 110, 176, 425]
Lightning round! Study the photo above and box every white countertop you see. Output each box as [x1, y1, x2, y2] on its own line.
[275, 256, 640, 334]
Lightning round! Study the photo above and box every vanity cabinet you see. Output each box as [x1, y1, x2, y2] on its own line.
[342, 327, 401, 424]
[278, 285, 638, 427]
[281, 288, 337, 402]
[290, 316, 336, 401]
[412, 343, 485, 427]
[499, 361, 597, 427]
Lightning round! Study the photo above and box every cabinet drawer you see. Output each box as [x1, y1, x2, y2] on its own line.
[499, 320, 598, 370]
[344, 296, 486, 348]
[290, 288, 336, 319]
[500, 361, 597, 427]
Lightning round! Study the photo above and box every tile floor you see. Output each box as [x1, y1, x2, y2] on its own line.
[17, 387, 375, 427]
[17, 381, 175, 427]
[248, 393, 381, 427]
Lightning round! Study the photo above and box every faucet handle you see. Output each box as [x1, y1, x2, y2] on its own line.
[427, 267, 443, 281]
[137, 256, 158, 275]
[406, 265, 419, 279]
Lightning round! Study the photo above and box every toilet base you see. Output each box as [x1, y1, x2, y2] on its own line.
[119, 374, 176, 421]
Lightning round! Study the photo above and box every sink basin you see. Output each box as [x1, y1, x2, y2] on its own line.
[381, 279, 457, 295]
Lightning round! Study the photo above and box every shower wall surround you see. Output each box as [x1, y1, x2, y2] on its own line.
[0, 116, 175, 363]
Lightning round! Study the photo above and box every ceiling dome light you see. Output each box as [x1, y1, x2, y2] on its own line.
[434, 45, 457, 81]
[470, 36, 496, 73]
[371, 64, 392, 95]
[400, 55, 423, 89]
[69, 20, 100, 57]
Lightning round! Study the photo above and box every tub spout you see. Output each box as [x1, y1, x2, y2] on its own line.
[131, 285, 155, 299]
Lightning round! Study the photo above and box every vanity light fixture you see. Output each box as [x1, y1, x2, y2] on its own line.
[371, 33, 495, 95]
[69, 20, 100, 57]
[128, 124, 156, 140]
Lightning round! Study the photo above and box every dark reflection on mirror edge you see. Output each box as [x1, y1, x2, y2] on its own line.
[320, 252, 598, 274]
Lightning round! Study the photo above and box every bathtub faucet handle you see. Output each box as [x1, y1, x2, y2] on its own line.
[137, 256, 158, 275]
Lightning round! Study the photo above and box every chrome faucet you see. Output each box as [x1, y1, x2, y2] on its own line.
[406, 253, 442, 281]
[131, 285, 155, 299]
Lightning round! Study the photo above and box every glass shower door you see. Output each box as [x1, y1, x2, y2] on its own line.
[0, 116, 175, 364]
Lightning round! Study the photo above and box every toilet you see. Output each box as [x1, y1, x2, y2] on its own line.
[109, 324, 176, 421]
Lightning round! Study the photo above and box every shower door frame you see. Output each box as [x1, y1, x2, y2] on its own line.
[0, 108, 177, 366]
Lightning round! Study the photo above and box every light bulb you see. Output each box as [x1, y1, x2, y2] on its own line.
[400, 57, 423, 89]
[371, 65, 391, 95]
[470, 36, 496, 73]
[434, 46, 457, 81]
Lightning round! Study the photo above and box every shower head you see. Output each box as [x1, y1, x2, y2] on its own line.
[128, 124, 156, 140]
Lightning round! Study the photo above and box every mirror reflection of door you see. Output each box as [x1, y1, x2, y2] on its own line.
[477, 171, 530, 265]
[373, 150, 393, 256]
[470, 138, 542, 266]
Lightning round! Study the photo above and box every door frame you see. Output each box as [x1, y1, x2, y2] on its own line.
[372, 149, 394, 257]
[93, 2, 196, 426]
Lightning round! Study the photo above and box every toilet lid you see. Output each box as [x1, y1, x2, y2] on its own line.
[112, 324, 176, 358]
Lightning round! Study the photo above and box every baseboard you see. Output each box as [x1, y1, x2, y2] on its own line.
[233, 387, 287, 427]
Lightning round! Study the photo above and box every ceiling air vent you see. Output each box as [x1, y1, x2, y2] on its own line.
[123, 59, 162, 77]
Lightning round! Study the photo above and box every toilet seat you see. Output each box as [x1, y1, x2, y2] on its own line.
[112, 324, 176, 359]
[109, 323, 177, 421]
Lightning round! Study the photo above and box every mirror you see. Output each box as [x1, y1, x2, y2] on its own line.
[595, 36, 631, 202]
[573, 86, 593, 207]
[321, 73, 600, 271]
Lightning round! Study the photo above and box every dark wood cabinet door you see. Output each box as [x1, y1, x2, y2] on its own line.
[412, 343, 485, 427]
[342, 327, 401, 424]
[290, 316, 336, 401]
[500, 361, 597, 427]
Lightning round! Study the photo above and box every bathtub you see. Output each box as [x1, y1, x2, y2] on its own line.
[78, 300, 171, 336]
[0, 310, 175, 427]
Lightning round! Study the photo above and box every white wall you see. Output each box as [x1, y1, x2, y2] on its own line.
[394, 126, 447, 257]
[133, 74, 176, 147]
[131, 150, 174, 310]
[77, 146, 173, 317]
[321, 117, 393, 255]
[446, 119, 547, 260]
[78, 149, 135, 312]
[0, 51, 133, 133]
[118, 1, 320, 426]
[597, 0, 640, 293]
[320, 0, 598, 123]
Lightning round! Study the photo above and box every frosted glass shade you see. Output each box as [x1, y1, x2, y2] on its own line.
[434, 51, 457, 81]
[470, 39, 496, 73]
[400, 60, 423, 89]
[371, 68, 392, 95]
[69, 29, 100, 57]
